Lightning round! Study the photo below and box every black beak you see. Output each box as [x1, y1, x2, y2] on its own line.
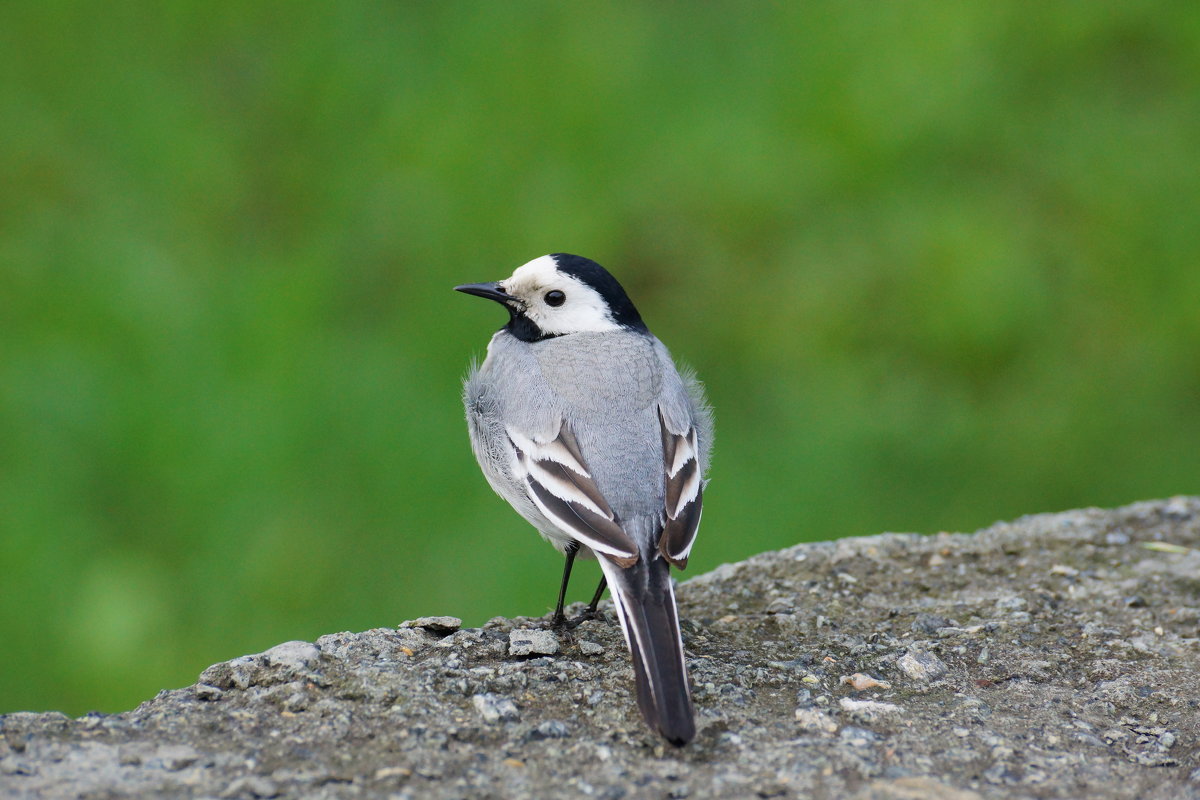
[454, 282, 511, 304]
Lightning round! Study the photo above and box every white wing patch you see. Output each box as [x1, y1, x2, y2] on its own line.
[658, 408, 703, 568]
[507, 422, 639, 567]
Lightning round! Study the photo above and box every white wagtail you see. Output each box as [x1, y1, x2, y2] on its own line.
[456, 254, 712, 746]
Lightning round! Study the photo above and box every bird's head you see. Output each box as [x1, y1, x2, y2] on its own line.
[455, 254, 647, 342]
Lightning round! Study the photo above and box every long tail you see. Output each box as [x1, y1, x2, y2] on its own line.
[596, 552, 695, 746]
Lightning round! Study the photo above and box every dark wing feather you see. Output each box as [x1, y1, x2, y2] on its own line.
[658, 407, 703, 568]
[508, 422, 639, 567]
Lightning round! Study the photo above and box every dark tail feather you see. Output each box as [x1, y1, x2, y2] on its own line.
[598, 554, 695, 746]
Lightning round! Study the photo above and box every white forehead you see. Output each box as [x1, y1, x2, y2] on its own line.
[506, 254, 562, 287]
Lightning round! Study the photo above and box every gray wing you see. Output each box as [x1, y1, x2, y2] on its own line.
[654, 347, 712, 570]
[507, 421, 639, 567]
[465, 333, 640, 566]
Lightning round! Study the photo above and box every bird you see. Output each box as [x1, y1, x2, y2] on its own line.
[455, 253, 712, 746]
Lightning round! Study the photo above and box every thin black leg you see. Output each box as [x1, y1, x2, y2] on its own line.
[561, 575, 609, 629]
[586, 576, 608, 612]
[552, 543, 579, 627]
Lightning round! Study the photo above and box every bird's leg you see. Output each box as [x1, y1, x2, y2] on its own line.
[586, 576, 608, 613]
[552, 542, 579, 627]
[565, 576, 608, 628]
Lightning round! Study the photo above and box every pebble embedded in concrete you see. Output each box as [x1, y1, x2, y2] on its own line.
[471, 693, 520, 724]
[897, 649, 949, 682]
[508, 628, 560, 656]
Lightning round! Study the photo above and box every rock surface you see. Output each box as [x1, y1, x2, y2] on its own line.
[3, 498, 1199, 799]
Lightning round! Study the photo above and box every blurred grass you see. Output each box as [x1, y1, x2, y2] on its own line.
[2, 1, 1198, 715]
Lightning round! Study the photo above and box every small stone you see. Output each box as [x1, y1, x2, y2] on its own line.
[509, 629, 560, 656]
[472, 693, 520, 723]
[199, 657, 257, 691]
[579, 640, 604, 656]
[1072, 732, 1107, 747]
[195, 683, 224, 702]
[911, 613, 954, 634]
[959, 697, 992, 721]
[261, 641, 321, 671]
[840, 673, 891, 691]
[994, 596, 1027, 611]
[155, 745, 200, 771]
[528, 720, 570, 740]
[1130, 750, 1177, 767]
[794, 707, 838, 734]
[1049, 564, 1078, 577]
[840, 698, 901, 722]
[0, 757, 37, 777]
[401, 616, 462, 634]
[840, 725, 881, 746]
[765, 597, 795, 614]
[117, 749, 143, 767]
[982, 762, 1016, 785]
[374, 766, 413, 780]
[221, 775, 279, 798]
[1163, 496, 1192, 518]
[280, 691, 309, 712]
[897, 650, 949, 682]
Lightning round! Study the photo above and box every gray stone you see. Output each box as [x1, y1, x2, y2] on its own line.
[896, 649, 949, 682]
[260, 640, 321, 670]
[839, 698, 902, 723]
[1, 497, 1198, 800]
[401, 616, 462, 634]
[911, 612, 955, 633]
[508, 628, 560, 656]
[528, 720, 570, 739]
[220, 775, 280, 798]
[995, 596, 1028, 612]
[153, 744, 200, 771]
[579, 640, 605, 656]
[471, 692, 520, 723]
[194, 683, 223, 701]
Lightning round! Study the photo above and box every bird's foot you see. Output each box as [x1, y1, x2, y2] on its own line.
[564, 605, 602, 629]
[548, 603, 602, 629]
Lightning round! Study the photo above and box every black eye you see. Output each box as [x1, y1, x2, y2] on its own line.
[544, 290, 566, 307]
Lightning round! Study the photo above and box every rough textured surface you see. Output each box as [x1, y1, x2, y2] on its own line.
[3, 498, 1199, 799]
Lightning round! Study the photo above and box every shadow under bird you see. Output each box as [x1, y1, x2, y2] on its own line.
[456, 254, 713, 746]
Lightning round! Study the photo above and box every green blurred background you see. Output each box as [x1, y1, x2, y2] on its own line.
[3, 2, 1198, 716]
